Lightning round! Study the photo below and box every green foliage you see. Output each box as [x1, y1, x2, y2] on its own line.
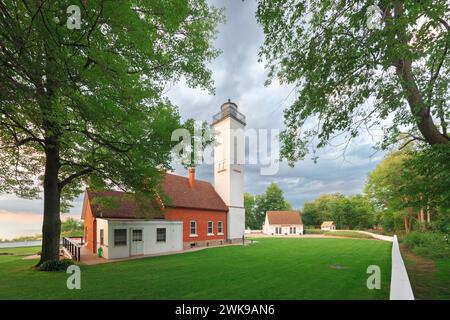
[244, 183, 292, 229]
[61, 218, 83, 233]
[0, 0, 223, 261]
[256, 0, 449, 163]
[0, 0, 223, 203]
[302, 193, 376, 229]
[244, 193, 257, 229]
[177, 119, 215, 169]
[403, 231, 450, 259]
[38, 259, 75, 272]
[365, 146, 450, 233]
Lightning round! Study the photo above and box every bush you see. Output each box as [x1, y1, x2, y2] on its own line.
[38, 259, 75, 271]
[403, 231, 450, 259]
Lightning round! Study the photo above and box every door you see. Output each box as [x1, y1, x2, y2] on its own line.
[131, 229, 144, 255]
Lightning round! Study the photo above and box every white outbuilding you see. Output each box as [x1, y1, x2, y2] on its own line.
[263, 211, 303, 235]
[321, 221, 336, 231]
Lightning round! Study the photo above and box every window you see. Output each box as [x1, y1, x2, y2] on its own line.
[190, 221, 197, 236]
[207, 221, 214, 235]
[156, 228, 166, 242]
[217, 221, 223, 234]
[100, 229, 104, 245]
[293, 227, 296, 234]
[132, 229, 143, 242]
[114, 229, 127, 246]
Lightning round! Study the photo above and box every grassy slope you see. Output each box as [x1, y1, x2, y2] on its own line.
[401, 244, 450, 300]
[0, 238, 391, 300]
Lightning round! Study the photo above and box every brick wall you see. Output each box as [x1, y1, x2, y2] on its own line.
[82, 195, 97, 254]
[165, 207, 227, 244]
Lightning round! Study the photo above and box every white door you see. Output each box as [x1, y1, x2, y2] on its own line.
[131, 229, 144, 255]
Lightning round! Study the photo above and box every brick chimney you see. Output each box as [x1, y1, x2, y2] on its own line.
[188, 168, 195, 188]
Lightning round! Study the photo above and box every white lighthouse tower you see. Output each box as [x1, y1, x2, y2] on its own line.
[212, 99, 246, 242]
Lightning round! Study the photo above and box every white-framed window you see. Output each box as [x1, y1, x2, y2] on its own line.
[100, 229, 104, 245]
[293, 227, 296, 234]
[132, 229, 143, 242]
[207, 221, 214, 235]
[217, 221, 223, 235]
[190, 220, 197, 236]
[114, 229, 127, 246]
[156, 228, 166, 242]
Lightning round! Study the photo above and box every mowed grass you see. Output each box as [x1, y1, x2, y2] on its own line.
[304, 229, 375, 239]
[0, 238, 391, 300]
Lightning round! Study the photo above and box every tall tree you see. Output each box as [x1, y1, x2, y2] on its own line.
[253, 183, 292, 228]
[256, 1, 449, 164]
[244, 192, 257, 229]
[365, 151, 418, 232]
[0, 1, 222, 265]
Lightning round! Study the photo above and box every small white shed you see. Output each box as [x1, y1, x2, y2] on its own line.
[321, 221, 336, 231]
[96, 218, 183, 259]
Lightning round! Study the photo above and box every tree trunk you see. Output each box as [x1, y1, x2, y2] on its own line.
[395, 60, 449, 145]
[426, 206, 431, 223]
[391, 2, 449, 146]
[404, 217, 410, 233]
[37, 141, 61, 266]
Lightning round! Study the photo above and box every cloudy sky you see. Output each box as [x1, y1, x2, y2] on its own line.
[0, 0, 385, 240]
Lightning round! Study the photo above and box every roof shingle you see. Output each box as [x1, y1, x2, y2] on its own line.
[266, 211, 303, 225]
[85, 173, 228, 219]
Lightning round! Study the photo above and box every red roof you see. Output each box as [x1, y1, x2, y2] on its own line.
[84, 173, 228, 219]
[266, 211, 303, 225]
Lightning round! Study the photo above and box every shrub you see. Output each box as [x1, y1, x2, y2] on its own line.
[403, 231, 449, 259]
[38, 259, 75, 271]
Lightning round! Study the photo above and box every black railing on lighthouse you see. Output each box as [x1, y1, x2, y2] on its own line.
[62, 237, 82, 261]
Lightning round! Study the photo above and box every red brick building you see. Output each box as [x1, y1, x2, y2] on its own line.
[82, 170, 229, 256]
[81, 100, 246, 259]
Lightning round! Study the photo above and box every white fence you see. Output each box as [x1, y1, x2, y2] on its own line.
[244, 229, 262, 234]
[389, 235, 414, 300]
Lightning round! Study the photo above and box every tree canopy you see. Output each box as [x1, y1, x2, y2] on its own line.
[365, 146, 450, 233]
[244, 183, 292, 229]
[0, 0, 222, 264]
[302, 193, 376, 229]
[256, 0, 449, 164]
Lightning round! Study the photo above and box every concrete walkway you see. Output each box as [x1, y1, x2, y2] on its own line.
[249, 230, 394, 241]
[352, 230, 393, 242]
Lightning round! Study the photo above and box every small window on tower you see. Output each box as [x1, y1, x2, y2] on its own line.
[218, 221, 223, 235]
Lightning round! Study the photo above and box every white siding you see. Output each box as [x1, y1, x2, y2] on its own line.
[213, 114, 246, 241]
[262, 223, 304, 235]
[96, 218, 183, 259]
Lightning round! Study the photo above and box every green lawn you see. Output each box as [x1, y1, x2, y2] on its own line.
[401, 244, 450, 300]
[0, 238, 391, 300]
[304, 229, 375, 239]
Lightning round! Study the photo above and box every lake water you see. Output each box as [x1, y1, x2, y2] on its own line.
[0, 240, 42, 248]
